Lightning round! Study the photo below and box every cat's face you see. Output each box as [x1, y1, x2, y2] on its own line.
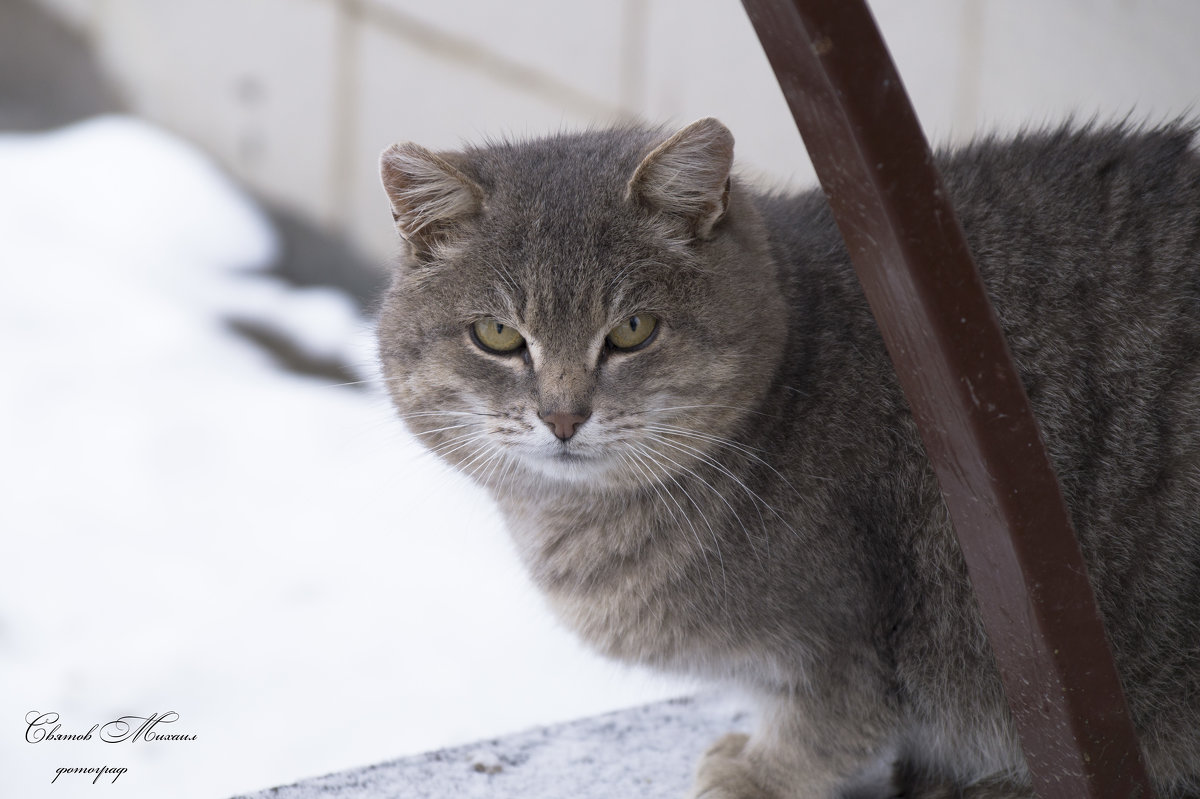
[377, 119, 786, 492]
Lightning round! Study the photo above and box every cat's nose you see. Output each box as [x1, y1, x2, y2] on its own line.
[540, 410, 591, 441]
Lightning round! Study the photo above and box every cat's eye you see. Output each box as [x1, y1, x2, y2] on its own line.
[606, 315, 658, 351]
[471, 318, 525, 354]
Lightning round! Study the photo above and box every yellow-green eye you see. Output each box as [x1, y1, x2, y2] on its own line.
[606, 314, 658, 351]
[471, 318, 525, 354]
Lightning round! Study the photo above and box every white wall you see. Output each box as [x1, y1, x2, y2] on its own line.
[35, 0, 1200, 262]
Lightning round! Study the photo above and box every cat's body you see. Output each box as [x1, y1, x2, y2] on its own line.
[376, 118, 1200, 798]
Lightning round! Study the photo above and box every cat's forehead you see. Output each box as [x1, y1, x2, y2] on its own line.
[459, 239, 628, 333]
[463, 127, 660, 209]
[444, 130, 668, 311]
[407, 125, 702, 335]
[443, 224, 669, 344]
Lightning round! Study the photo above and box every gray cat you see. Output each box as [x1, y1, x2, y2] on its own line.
[375, 117, 1200, 798]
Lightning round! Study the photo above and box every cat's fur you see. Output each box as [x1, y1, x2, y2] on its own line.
[375, 117, 1200, 798]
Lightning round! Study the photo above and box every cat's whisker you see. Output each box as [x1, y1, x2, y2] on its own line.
[647, 431, 793, 542]
[410, 422, 479, 437]
[470, 448, 501, 484]
[462, 444, 504, 483]
[482, 439, 523, 498]
[475, 443, 514, 487]
[432, 435, 490, 461]
[309, 377, 381, 390]
[391, 409, 500, 421]
[622, 442, 727, 597]
[643, 433, 778, 553]
[493, 454, 524, 498]
[359, 373, 415, 387]
[627, 442, 731, 570]
[457, 439, 501, 477]
[631, 403, 783, 421]
[642, 422, 830, 488]
[642, 422, 772, 458]
[425, 428, 485, 448]
[638, 434, 769, 569]
[428, 431, 493, 462]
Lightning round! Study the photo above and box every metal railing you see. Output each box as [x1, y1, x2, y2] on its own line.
[738, 1, 1153, 796]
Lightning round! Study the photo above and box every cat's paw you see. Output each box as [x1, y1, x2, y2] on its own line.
[690, 733, 779, 799]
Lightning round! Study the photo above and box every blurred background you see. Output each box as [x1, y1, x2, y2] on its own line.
[3, 1, 1199, 797]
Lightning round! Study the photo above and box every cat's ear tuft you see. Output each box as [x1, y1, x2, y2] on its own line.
[380, 142, 484, 256]
[626, 117, 735, 240]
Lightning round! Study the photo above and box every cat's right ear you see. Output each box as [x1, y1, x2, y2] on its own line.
[379, 143, 484, 258]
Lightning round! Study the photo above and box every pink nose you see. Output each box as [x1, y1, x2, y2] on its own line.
[541, 410, 590, 440]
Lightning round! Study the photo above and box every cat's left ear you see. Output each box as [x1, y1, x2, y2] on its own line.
[626, 117, 734, 240]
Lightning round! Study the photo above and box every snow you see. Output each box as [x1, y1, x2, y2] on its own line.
[0, 116, 689, 799]
[231, 695, 751, 799]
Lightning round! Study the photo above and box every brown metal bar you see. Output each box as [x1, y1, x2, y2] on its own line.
[738, 1, 1153, 797]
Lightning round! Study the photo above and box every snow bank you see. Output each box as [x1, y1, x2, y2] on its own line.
[0, 116, 687, 799]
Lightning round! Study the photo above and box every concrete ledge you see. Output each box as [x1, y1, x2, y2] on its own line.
[231, 694, 750, 799]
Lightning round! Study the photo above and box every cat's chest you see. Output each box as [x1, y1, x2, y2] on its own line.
[498, 491, 723, 669]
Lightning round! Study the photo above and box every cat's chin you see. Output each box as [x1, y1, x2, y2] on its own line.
[519, 449, 618, 485]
